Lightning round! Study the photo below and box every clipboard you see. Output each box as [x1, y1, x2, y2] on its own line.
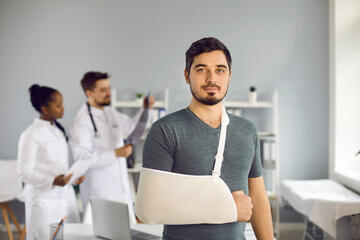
[66, 160, 91, 185]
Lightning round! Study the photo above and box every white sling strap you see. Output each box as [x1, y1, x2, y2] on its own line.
[212, 105, 229, 181]
[135, 105, 237, 224]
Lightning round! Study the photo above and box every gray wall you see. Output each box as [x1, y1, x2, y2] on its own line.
[0, 0, 329, 223]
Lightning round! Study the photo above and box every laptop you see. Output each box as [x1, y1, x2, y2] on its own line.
[90, 197, 161, 240]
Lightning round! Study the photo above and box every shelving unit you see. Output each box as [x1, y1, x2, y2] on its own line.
[111, 89, 169, 110]
[111, 89, 169, 140]
[224, 90, 279, 238]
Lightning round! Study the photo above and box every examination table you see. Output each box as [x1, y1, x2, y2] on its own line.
[279, 179, 360, 239]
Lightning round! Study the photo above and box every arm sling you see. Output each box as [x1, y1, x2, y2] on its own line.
[134, 106, 237, 224]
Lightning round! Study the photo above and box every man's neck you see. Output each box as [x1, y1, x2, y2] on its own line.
[87, 100, 104, 110]
[188, 98, 222, 129]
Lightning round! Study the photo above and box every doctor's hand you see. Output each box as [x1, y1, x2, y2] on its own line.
[143, 94, 155, 109]
[114, 143, 133, 158]
[53, 174, 73, 186]
[232, 190, 253, 222]
[74, 175, 85, 185]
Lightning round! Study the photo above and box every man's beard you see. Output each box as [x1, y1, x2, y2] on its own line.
[190, 83, 228, 106]
[95, 98, 111, 106]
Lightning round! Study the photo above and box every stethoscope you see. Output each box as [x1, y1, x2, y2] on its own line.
[86, 102, 118, 138]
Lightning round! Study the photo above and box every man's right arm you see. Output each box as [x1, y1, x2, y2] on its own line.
[135, 121, 173, 223]
[142, 121, 175, 171]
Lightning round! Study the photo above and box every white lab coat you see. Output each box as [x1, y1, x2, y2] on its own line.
[68, 104, 146, 217]
[17, 118, 80, 240]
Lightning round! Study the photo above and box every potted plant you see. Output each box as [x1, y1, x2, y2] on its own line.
[135, 93, 143, 104]
[248, 86, 257, 104]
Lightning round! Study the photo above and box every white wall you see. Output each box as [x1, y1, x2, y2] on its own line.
[329, 0, 360, 191]
[0, 0, 329, 223]
[335, 0, 360, 172]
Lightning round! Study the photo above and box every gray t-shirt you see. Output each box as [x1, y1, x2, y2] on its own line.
[143, 108, 263, 240]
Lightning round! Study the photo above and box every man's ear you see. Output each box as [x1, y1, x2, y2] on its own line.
[228, 70, 232, 84]
[184, 69, 190, 84]
[85, 89, 93, 99]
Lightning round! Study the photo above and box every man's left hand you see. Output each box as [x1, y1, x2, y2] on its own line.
[74, 175, 85, 185]
[143, 94, 155, 109]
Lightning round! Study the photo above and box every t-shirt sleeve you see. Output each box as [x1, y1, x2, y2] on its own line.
[248, 127, 263, 178]
[142, 121, 175, 172]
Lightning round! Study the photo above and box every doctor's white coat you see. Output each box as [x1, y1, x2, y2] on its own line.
[17, 118, 80, 240]
[68, 104, 145, 219]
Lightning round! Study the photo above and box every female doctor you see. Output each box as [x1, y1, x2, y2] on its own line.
[17, 84, 83, 240]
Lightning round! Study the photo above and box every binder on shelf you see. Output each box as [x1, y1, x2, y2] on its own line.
[156, 108, 166, 120]
[261, 140, 276, 170]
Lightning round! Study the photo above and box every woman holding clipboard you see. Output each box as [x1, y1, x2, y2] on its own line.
[17, 84, 83, 240]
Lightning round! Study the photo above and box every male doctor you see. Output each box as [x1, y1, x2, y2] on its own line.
[68, 71, 154, 217]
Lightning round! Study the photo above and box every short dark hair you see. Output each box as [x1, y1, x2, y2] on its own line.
[80, 71, 110, 93]
[185, 37, 232, 73]
[29, 84, 58, 113]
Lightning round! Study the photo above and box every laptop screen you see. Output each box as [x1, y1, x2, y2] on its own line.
[91, 197, 132, 240]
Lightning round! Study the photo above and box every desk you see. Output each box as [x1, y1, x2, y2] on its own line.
[64, 223, 258, 240]
[64, 223, 163, 240]
[64, 224, 95, 240]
